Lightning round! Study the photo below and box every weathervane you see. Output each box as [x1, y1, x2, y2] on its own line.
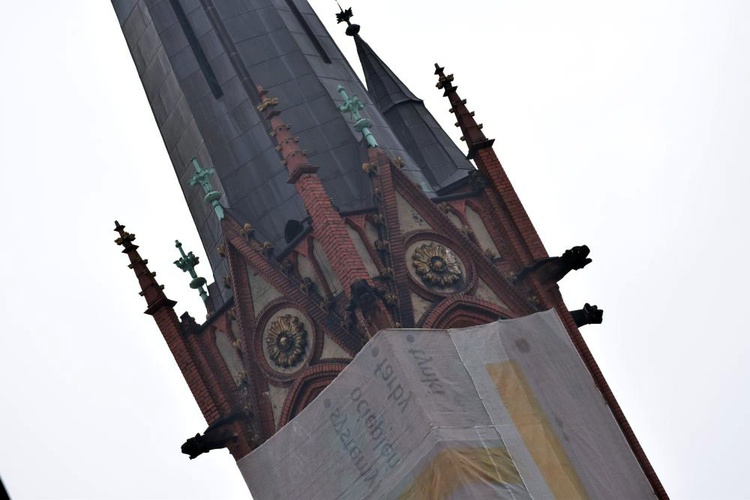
[337, 84, 378, 148]
[188, 158, 225, 221]
[335, 4, 360, 36]
[173, 240, 209, 303]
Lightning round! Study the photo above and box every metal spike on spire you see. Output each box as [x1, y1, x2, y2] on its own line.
[188, 158, 225, 221]
[337, 84, 378, 148]
[174, 240, 209, 303]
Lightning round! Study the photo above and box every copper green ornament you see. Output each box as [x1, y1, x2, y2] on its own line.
[189, 158, 225, 220]
[174, 240, 209, 303]
[337, 84, 378, 148]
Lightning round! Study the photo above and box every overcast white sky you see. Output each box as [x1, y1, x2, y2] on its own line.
[1, 0, 748, 498]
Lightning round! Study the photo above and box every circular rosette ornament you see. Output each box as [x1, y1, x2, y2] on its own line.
[265, 314, 307, 368]
[412, 242, 463, 288]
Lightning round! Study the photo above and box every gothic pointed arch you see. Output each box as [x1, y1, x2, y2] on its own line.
[421, 296, 514, 329]
[278, 362, 349, 427]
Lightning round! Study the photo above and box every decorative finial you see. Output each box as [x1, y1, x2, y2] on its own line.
[337, 84, 378, 148]
[256, 85, 280, 113]
[434, 63, 456, 94]
[335, 4, 360, 36]
[174, 240, 209, 303]
[433, 63, 494, 158]
[114, 220, 136, 249]
[188, 158, 225, 221]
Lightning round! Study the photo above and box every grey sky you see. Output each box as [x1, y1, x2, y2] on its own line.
[1, 0, 748, 498]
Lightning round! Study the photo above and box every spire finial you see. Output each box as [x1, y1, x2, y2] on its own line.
[433, 63, 494, 159]
[189, 158, 225, 221]
[257, 85, 280, 113]
[337, 84, 378, 148]
[113, 221, 177, 314]
[434, 63, 456, 94]
[335, 4, 360, 36]
[114, 220, 137, 249]
[174, 240, 209, 303]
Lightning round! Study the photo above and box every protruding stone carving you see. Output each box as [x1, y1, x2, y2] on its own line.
[374, 239, 389, 251]
[265, 315, 307, 368]
[376, 267, 394, 281]
[362, 162, 378, 176]
[570, 303, 604, 327]
[460, 225, 474, 237]
[383, 292, 398, 306]
[346, 279, 384, 317]
[345, 279, 393, 334]
[412, 242, 462, 288]
[468, 170, 487, 190]
[299, 277, 316, 294]
[181, 414, 241, 460]
[241, 223, 254, 238]
[179, 312, 199, 335]
[517, 245, 592, 284]
[560, 245, 592, 271]
[262, 241, 274, 257]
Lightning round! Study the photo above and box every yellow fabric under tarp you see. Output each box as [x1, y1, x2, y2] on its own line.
[488, 361, 587, 499]
[399, 446, 522, 500]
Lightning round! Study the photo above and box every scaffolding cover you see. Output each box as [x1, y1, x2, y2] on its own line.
[237, 310, 653, 499]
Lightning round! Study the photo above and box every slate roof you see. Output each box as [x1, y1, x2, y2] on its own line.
[112, 0, 472, 299]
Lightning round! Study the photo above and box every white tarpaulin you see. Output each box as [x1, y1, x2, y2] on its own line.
[238, 310, 653, 499]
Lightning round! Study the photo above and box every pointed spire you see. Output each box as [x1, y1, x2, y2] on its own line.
[114, 221, 176, 315]
[174, 240, 209, 304]
[189, 158, 225, 221]
[337, 84, 378, 148]
[343, 12, 475, 189]
[337, 6, 419, 113]
[352, 37, 421, 113]
[435, 64, 495, 159]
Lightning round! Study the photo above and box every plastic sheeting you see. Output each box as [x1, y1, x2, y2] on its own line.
[237, 310, 653, 499]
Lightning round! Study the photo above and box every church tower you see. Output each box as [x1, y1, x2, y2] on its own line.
[111, 1, 666, 497]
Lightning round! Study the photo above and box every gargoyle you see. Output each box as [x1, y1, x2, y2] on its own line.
[181, 414, 241, 460]
[570, 303, 604, 327]
[516, 245, 592, 284]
